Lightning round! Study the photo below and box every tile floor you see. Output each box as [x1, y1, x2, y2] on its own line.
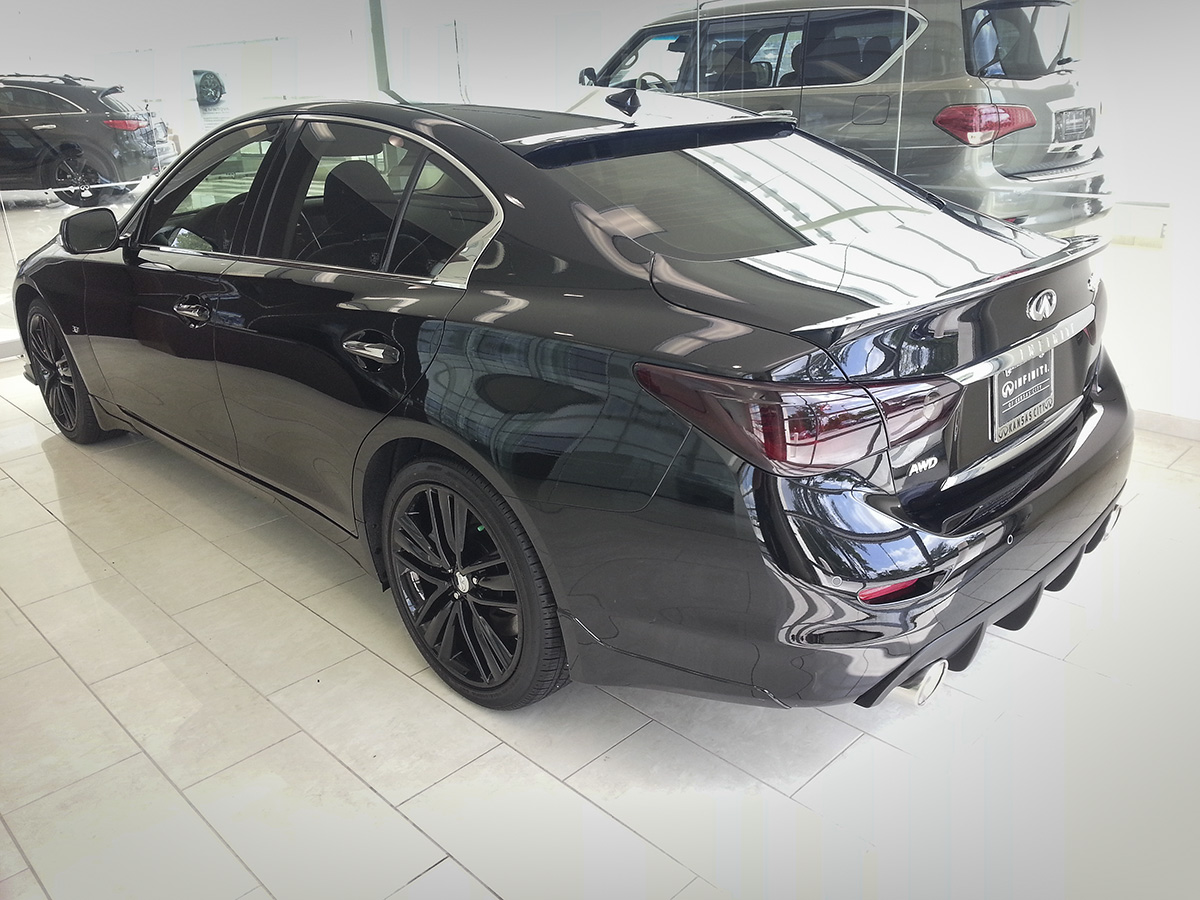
[1, 352, 1198, 900]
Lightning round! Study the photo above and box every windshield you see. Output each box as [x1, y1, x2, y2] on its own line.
[545, 132, 938, 260]
[963, 1, 1072, 79]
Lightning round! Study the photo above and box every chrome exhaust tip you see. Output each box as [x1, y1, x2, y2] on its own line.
[898, 659, 948, 707]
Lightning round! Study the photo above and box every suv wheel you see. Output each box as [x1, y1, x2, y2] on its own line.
[42, 145, 122, 207]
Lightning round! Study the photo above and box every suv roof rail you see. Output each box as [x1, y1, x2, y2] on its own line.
[0, 73, 95, 86]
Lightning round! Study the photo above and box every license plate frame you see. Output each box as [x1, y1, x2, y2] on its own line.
[991, 352, 1055, 442]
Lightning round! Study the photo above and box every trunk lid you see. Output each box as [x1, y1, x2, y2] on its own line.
[650, 206, 1106, 517]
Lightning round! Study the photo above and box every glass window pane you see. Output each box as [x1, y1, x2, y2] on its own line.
[964, 1, 1071, 79]
[388, 154, 493, 278]
[141, 122, 282, 254]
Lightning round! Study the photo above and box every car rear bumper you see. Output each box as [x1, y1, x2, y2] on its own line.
[554, 351, 1132, 707]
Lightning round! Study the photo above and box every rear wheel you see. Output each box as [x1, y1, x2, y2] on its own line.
[383, 459, 568, 709]
[24, 299, 115, 444]
[42, 147, 122, 207]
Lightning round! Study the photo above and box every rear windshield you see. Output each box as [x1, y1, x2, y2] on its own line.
[544, 132, 938, 260]
[963, 1, 1072, 79]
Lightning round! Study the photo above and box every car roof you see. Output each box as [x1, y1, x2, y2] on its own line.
[646, 0, 923, 27]
[224, 97, 793, 164]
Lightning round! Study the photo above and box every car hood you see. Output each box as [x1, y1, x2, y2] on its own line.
[649, 204, 1069, 343]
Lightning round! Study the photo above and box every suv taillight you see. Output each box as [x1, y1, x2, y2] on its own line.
[634, 363, 962, 477]
[102, 118, 147, 131]
[934, 105, 1036, 146]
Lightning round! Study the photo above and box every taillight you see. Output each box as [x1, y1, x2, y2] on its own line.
[102, 118, 147, 131]
[934, 104, 1036, 146]
[858, 578, 919, 604]
[634, 363, 963, 477]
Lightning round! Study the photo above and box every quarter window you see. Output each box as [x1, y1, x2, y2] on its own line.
[0, 87, 78, 116]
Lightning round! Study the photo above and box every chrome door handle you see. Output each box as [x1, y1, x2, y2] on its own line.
[760, 109, 797, 119]
[173, 302, 211, 324]
[32, 123, 57, 130]
[342, 340, 400, 365]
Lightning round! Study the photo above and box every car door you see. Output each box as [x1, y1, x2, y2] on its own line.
[0, 85, 76, 189]
[84, 119, 288, 462]
[213, 117, 499, 528]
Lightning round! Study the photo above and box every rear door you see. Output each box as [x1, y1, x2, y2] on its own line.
[213, 117, 498, 528]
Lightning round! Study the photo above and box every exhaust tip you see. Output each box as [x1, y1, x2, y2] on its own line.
[898, 659, 948, 707]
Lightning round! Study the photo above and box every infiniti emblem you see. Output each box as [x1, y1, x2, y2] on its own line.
[1027, 289, 1057, 322]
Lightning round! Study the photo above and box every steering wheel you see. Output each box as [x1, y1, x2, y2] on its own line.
[636, 71, 671, 92]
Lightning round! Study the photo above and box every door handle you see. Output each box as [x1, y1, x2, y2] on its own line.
[760, 109, 797, 119]
[342, 340, 400, 365]
[173, 300, 211, 325]
[31, 123, 57, 131]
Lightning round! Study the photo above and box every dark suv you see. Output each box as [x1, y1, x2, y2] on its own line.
[0, 73, 177, 206]
[582, 0, 1108, 234]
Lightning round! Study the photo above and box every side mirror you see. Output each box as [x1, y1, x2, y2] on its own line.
[579, 67, 597, 86]
[60, 207, 119, 254]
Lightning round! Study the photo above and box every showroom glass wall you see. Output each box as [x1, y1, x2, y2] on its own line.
[1, 0, 1197, 419]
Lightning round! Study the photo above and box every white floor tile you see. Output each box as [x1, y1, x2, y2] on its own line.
[602, 686, 860, 796]
[44, 480, 184, 553]
[300, 575, 427, 675]
[415, 674, 650, 779]
[0, 477, 54, 538]
[174, 580, 361, 694]
[401, 745, 693, 900]
[0, 869, 47, 900]
[0, 521, 114, 607]
[0, 820, 28, 880]
[93, 643, 300, 790]
[0, 419, 56, 465]
[186, 734, 444, 900]
[568, 722, 872, 900]
[385, 860, 495, 900]
[7, 754, 256, 900]
[0, 593, 56, 680]
[1, 438, 121, 504]
[0, 660, 136, 814]
[104, 526, 261, 615]
[22, 575, 193, 684]
[270, 651, 498, 804]
[214, 517, 365, 601]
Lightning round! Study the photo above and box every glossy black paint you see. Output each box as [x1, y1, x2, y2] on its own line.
[14, 98, 1131, 708]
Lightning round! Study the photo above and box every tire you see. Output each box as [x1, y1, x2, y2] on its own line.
[196, 72, 224, 106]
[383, 459, 568, 709]
[41, 146, 122, 208]
[24, 299, 116, 444]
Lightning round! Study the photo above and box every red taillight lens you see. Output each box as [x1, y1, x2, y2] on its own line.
[102, 118, 147, 131]
[934, 104, 1036, 146]
[633, 364, 963, 477]
[858, 578, 920, 604]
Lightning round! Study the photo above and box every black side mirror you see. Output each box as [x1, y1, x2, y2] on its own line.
[579, 67, 598, 86]
[60, 208, 119, 254]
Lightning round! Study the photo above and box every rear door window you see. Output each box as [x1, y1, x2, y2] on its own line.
[799, 8, 914, 85]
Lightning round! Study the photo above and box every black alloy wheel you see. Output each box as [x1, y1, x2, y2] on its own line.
[24, 300, 112, 444]
[383, 459, 567, 709]
[196, 72, 224, 106]
[43, 150, 119, 207]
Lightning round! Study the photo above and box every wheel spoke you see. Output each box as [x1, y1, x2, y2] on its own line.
[423, 489, 455, 570]
[392, 517, 445, 573]
[466, 607, 514, 682]
[475, 572, 516, 593]
[411, 581, 452, 627]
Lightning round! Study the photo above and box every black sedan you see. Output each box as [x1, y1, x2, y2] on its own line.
[14, 97, 1130, 710]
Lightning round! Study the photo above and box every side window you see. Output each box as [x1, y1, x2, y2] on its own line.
[262, 120, 494, 278]
[776, 18, 808, 87]
[265, 121, 417, 270]
[698, 16, 791, 92]
[801, 9, 914, 85]
[140, 121, 282, 254]
[389, 154, 494, 278]
[0, 87, 74, 116]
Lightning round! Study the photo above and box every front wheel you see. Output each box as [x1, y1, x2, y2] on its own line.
[383, 459, 568, 709]
[25, 299, 116, 444]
